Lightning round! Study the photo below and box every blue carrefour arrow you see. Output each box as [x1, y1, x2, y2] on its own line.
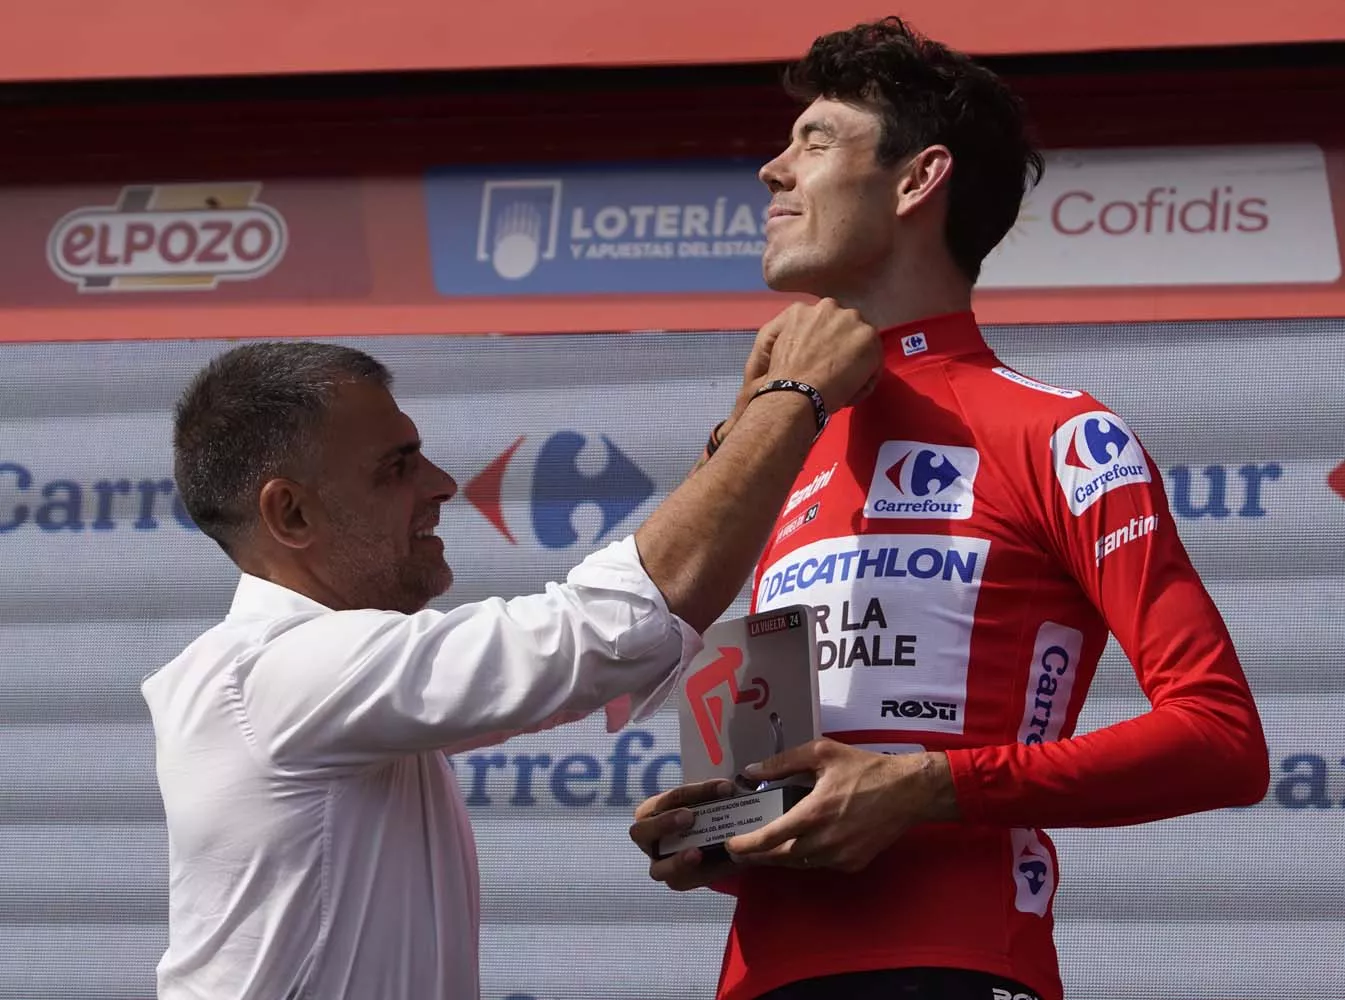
[531, 432, 655, 549]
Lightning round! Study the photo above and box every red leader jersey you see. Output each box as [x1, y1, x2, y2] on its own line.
[718, 312, 1267, 1000]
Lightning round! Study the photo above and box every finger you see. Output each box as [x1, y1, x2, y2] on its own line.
[650, 849, 736, 892]
[723, 801, 816, 857]
[729, 825, 835, 870]
[651, 848, 713, 891]
[633, 778, 734, 821]
[742, 741, 824, 784]
[649, 847, 701, 883]
[728, 836, 802, 867]
[745, 321, 783, 379]
[628, 808, 696, 856]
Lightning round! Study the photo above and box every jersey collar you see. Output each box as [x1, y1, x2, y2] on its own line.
[878, 310, 987, 371]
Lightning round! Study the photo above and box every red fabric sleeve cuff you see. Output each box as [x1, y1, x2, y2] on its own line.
[945, 747, 987, 824]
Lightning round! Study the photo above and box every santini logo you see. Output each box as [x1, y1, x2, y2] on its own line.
[1050, 411, 1151, 515]
[1095, 514, 1158, 564]
[782, 462, 837, 516]
[863, 441, 979, 520]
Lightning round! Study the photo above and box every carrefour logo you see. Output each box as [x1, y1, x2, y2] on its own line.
[464, 432, 654, 549]
[1050, 411, 1151, 515]
[862, 441, 979, 520]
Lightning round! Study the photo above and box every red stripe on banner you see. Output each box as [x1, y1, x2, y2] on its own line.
[1, 0, 1343, 82]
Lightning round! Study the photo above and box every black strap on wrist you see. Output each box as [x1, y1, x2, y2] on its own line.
[750, 378, 829, 435]
[705, 418, 728, 457]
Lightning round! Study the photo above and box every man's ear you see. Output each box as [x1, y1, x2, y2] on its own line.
[894, 144, 954, 218]
[257, 477, 319, 551]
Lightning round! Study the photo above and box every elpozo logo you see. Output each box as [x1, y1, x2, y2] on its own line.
[46, 182, 288, 292]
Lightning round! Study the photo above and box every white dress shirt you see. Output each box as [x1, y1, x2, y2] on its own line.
[141, 535, 700, 1000]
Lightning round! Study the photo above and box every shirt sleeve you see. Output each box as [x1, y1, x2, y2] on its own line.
[947, 407, 1270, 828]
[234, 535, 702, 771]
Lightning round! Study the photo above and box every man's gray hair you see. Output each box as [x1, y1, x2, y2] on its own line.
[173, 341, 391, 555]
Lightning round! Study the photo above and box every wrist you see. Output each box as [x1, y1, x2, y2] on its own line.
[742, 383, 815, 431]
[750, 378, 828, 435]
[704, 418, 729, 457]
[708, 385, 760, 455]
[918, 752, 960, 823]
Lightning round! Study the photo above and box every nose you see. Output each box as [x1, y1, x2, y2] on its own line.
[426, 460, 457, 504]
[758, 149, 793, 194]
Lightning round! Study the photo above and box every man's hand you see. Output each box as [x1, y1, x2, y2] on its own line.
[724, 740, 959, 873]
[629, 778, 739, 891]
[763, 300, 881, 415]
[716, 300, 881, 445]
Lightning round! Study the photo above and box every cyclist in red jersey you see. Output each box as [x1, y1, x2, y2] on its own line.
[629, 18, 1269, 1000]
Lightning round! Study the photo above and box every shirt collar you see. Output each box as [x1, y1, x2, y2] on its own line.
[227, 573, 333, 621]
[878, 310, 988, 372]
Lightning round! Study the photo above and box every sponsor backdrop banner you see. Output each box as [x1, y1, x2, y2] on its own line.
[1, 319, 1343, 999]
[426, 162, 772, 295]
[0, 179, 372, 306]
[425, 145, 1342, 297]
[1, 143, 1343, 341]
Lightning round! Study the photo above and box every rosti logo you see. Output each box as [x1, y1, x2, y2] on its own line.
[1050, 411, 1151, 516]
[863, 441, 979, 520]
[880, 699, 957, 722]
[465, 432, 654, 549]
[46, 182, 288, 292]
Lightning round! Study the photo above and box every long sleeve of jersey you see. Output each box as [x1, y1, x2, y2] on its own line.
[947, 409, 1270, 828]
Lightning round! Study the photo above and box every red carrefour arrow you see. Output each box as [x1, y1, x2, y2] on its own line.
[885, 452, 908, 493]
[465, 435, 525, 544]
[1329, 461, 1345, 502]
[1063, 433, 1089, 470]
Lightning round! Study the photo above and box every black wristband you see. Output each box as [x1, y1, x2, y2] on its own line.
[705, 418, 728, 457]
[751, 378, 828, 434]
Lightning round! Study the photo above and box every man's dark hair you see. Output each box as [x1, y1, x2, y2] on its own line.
[173, 342, 390, 555]
[785, 17, 1044, 282]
